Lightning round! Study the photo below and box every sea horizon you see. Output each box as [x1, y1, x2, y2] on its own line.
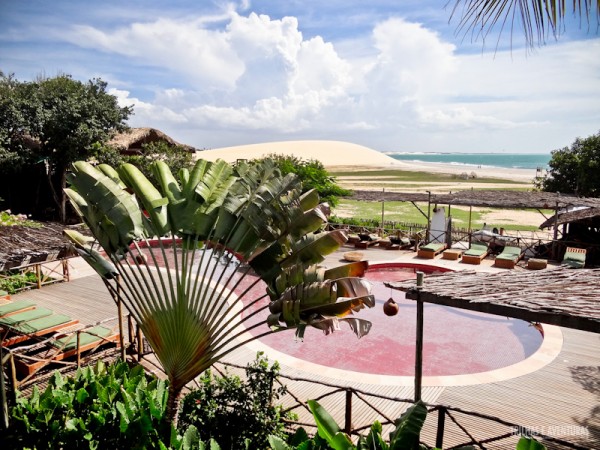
[383, 152, 550, 170]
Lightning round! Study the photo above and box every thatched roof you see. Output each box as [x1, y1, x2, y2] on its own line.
[539, 207, 600, 229]
[386, 268, 600, 333]
[351, 190, 600, 210]
[107, 127, 196, 153]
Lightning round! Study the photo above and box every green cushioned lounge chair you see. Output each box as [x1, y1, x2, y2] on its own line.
[52, 326, 114, 351]
[0, 300, 36, 317]
[494, 246, 523, 269]
[562, 247, 586, 268]
[0, 307, 53, 326]
[462, 242, 490, 265]
[2, 313, 79, 346]
[14, 325, 120, 376]
[417, 242, 447, 259]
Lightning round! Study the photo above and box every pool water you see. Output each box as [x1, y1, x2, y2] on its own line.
[241, 264, 544, 377]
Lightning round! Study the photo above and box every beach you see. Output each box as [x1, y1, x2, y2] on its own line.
[196, 140, 538, 183]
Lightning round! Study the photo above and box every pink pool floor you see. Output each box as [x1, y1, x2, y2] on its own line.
[240, 265, 544, 377]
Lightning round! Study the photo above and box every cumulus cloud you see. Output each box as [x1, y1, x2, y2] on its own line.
[68, 10, 600, 152]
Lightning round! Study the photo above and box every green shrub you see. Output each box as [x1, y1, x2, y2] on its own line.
[178, 353, 295, 450]
[0, 271, 38, 294]
[7, 360, 172, 449]
[249, 154, 351, 206]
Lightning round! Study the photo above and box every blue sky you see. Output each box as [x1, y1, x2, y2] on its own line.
[1, 0, 599, 153]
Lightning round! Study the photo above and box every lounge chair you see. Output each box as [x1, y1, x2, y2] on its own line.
[386, 236, 412, 250]
[494, 246, 524, 269]
[417, 242, 447, 259]
[562, 247, 586, 268]
[355, 233, 381, 249]
[1, 312, 79, 346]
[0, 300, 36, 318]
[462, 242, 490, 265]
[14, 325, 120, 375]
[0, 307, 54, 326]
[0, 290, 9, 300]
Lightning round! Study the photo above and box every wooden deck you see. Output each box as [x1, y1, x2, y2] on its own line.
[9, 257, 600, 449]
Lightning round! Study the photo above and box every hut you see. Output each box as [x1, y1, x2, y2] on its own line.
[107, 127, 197, 155]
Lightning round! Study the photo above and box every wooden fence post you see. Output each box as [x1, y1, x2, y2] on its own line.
[436, 406, 446, 448]
[344, 389, 353, 435]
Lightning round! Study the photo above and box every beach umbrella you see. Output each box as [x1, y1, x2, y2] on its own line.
[64, 158, 374, 424]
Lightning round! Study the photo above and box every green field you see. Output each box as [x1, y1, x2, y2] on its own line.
[332, 199, 543, 231]
[330, 169, 531, 185]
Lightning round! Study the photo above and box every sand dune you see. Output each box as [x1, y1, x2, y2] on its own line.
[195, 140, 399, 166]
[195, 140, 537, 183]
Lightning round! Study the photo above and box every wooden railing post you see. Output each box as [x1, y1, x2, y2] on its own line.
[436, 406, 446, 448]
[76, 330, 82, 368]
[344, 389, 353, 435]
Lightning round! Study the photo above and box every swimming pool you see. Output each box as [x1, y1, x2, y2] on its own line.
[241, 262, 546, 378]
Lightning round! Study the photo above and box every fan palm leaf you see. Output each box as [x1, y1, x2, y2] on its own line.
[64, 158, 374, 424]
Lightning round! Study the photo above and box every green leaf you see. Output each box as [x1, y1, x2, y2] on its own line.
[268, 435, 291, 450]
[76, 387, 89, 404]
[389, 401, 428, 450]
[516, 436, 547, 450]
[65, 417, 78, 431]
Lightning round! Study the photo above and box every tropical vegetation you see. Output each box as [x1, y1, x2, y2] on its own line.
[0, 72, 131, 222]
[179, 353, 294, 449]
[252, 154, 351, 206]
[537, 130, 600, 197]
[64, 157, 375, 423]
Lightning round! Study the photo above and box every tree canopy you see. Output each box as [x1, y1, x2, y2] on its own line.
[0, 72, 131, 221]
[538, 130, 600, 197]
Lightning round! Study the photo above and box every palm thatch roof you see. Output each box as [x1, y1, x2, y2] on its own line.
[386, 268, 600, 333]
[539, 207, 600, 229]
[107, 127, 196, 153]
[351, 190, 600, 210]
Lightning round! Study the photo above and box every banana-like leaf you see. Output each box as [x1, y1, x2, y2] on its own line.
[118, 163, 170, 236]
[63, 229, 118, 279]
[324, 261, 369, 280]
[67, 161, 146, 254]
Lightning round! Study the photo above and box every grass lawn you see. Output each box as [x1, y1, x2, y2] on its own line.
[330, 169, 530, 185]
[332, 199, 544, 232]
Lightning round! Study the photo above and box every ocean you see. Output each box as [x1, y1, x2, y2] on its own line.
[384, 153, 550, 170]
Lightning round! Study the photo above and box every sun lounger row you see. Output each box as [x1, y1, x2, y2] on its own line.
[0, 299, 120, 375]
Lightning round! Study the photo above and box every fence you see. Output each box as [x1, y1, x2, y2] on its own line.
[211, 360, 590, 450]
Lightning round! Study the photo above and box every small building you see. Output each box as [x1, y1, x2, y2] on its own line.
[107, 127, 196, 155]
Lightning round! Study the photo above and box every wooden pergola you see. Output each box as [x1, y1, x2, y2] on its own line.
[351, 189, 600, 259]
[385, 267, 600, 401]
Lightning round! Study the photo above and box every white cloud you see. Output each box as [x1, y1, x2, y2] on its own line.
[71, 11, 600, 152]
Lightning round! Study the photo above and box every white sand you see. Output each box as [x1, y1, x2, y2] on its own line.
[196, 140, 537, 182]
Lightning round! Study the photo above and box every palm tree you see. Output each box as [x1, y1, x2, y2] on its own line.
[449, 0, 599, 48]
[64, 158, 375, 423]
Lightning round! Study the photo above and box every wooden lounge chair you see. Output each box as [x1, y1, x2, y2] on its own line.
[562, 247, 586, 268]
[14, 325, 120, 375]
[386, 236, 412, 250]
[1, 313, 79, 347]
[494, 246, 524, 269]
[417, 242, 447, 259]
[355, 233, 381, 249]
[0, 300, 36, 318]
[462, 242, 490, 265]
